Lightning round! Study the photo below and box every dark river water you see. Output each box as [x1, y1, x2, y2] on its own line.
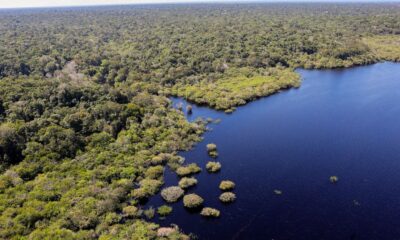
[145, 62, 400, 240]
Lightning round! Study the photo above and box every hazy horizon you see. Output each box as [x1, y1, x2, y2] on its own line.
[0, 0, 398, 9]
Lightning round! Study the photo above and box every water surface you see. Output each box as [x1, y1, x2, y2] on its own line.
[146, 62, 400, 240]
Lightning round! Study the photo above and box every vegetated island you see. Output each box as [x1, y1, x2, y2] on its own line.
[0, 3, 399, 239]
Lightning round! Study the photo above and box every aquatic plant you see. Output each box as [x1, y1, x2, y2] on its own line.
[219, 192, 236, 203]
[206, 161, 222, 173]
[209, 151, 218, 158]
[206, 143, 218, 158]
[143, 207, 155, 219]
[219, 180, 235, 191]
[183, 193, 204, 208]
[274, 189, 283, 195]
[330, 176, 339, 183]
[161, 186, 185, 203]
[200, 207, 220, 218]
[178, 177, 198, 189]
[157, 205, 173, 217]
[176, 163, 201, 177]
[206, 143, 217, 152]
[225, 108, 235, 113]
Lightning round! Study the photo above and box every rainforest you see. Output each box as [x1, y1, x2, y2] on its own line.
[0, 2, 399, 239]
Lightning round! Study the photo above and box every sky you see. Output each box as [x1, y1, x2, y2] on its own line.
[0, 0, 396, 9]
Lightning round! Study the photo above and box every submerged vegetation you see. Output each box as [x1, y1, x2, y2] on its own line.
[0, 2, 398, 239]
[274, 190, 283, 195]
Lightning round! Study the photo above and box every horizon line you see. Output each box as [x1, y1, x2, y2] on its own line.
[0, 0, 398, 10]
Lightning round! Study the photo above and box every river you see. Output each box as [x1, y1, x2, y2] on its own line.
[145, 62, 400, 240]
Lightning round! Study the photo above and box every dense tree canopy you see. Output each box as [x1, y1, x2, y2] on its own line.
[0, 3, 399, 239]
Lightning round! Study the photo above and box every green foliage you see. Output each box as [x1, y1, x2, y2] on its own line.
[0, 122, 25, 169]
[206, 161, 222, 173]
[219, 180, 235, 191]
[178, 177, 198, 189]
[160, 186, 184, 203]
[219, 192, 236, 203]
[183, 193, 204, 208]
[132, 178, 164, 200]
[200, 207, 220, 218]
[143, 207, 155, 220]
[176, 163, 201, 177]
[122, 206, 139, 218]
[206, 143, 217, 152]
[0, 3, 398, 238]
[171, 67, 301, 110]
[363, 35, 400, 62]
[205, 143, 219, 157]
[157, 205, 173, 217]
[144, 165, 164, 179]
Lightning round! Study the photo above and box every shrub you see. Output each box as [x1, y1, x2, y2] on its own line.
[209, 151, 218, 158]
[178, 177, 198, 189]
[219, 180, 235, 191]
[206, 143, 217, 152]
[143, 207, 155, 219]
[157, 227, 177, 237]
[157, 205, 173, 217]
[219, 192, 236, 203]
[330, 176, 339, 183]
[176, 163, 201, 177]
[151, 155, 165, 165]
[200, 207, 220, 218]
[206, 161, 221, 173]
[161, 186, 184, 203]
[104, 212, 122, 225]
[151, 153, 173, 165]
[132, 178, 163, 199]
[122, 206, 139, 218]
[145, 166, 164, 179]
[206, 144, 218, 158]
[183, 193, 204, 208]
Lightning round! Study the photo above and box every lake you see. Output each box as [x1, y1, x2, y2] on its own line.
[145, 62, 400, 240]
